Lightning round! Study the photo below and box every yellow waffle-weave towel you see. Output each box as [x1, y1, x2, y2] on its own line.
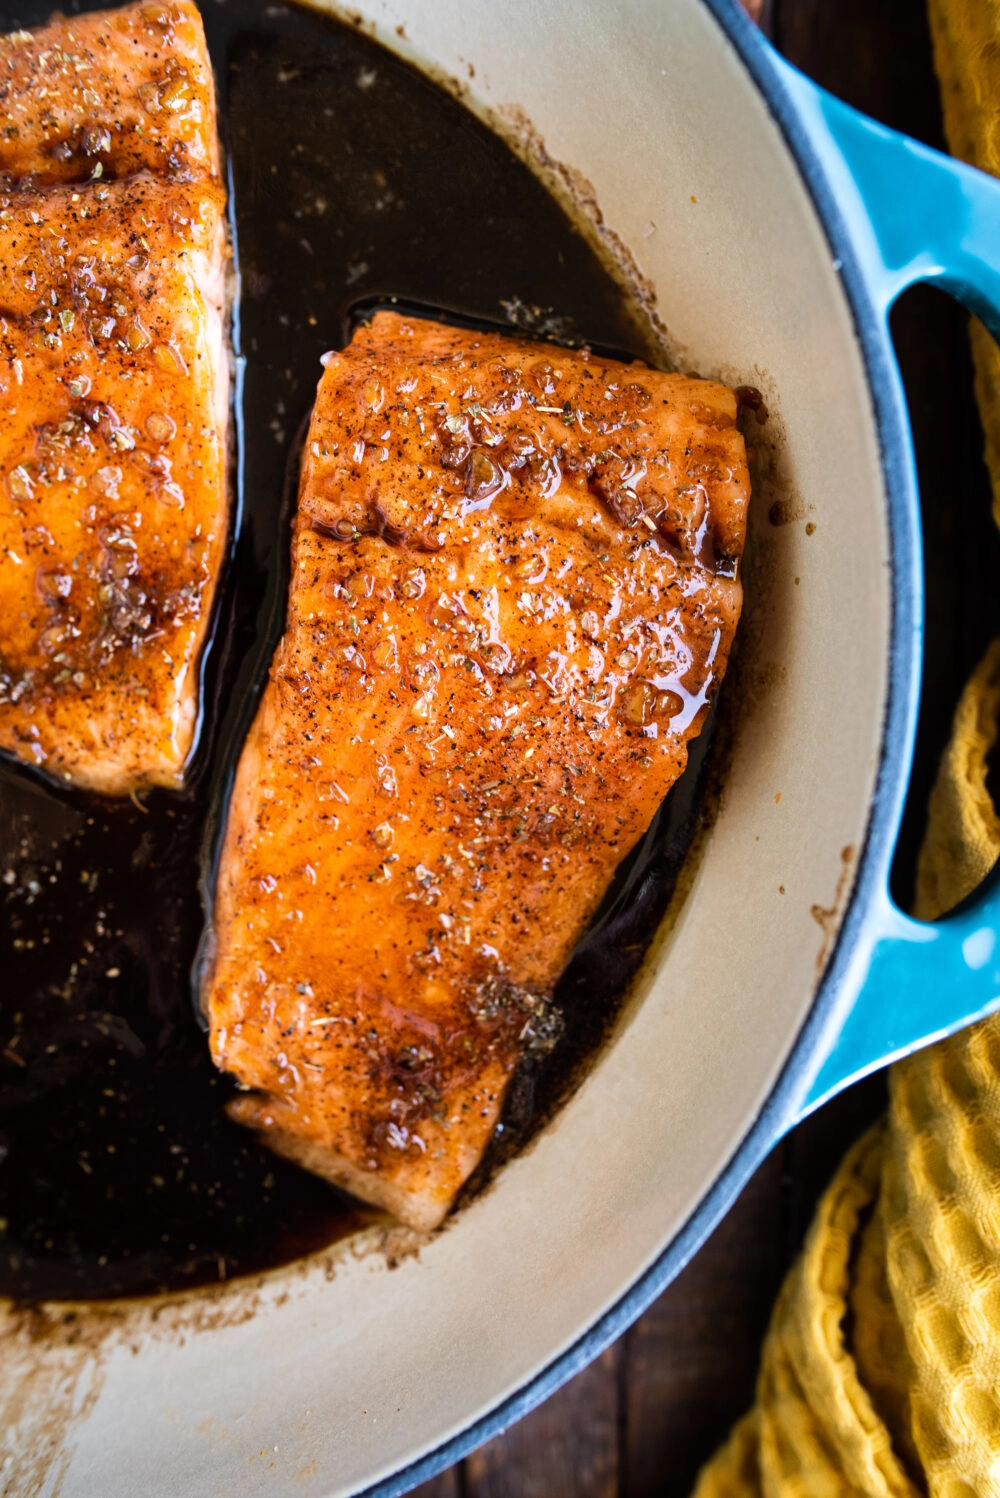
[692, 5, 1000, 1489]
[692, 648, 1000, 1498]
[929, 0, 1000, 535]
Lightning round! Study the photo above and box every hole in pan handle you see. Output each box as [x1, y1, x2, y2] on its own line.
[768, 59, 1000, 1120]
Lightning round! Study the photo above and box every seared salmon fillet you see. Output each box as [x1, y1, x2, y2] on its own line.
[0, 2, 227, 793]
[205, 312, 750, 1232]
[0, 1, 220, 187]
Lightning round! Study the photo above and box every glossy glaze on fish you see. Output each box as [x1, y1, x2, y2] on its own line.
[0, 0, 227, 794]
[204, 312, 750, 1232]
[0, 1, 220, 187]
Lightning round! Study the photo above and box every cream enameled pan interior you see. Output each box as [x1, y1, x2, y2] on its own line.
[2, 3, 890, 1495]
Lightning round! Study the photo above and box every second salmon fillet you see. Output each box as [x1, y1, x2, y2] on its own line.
[204, 312, 750, 1232]
[0, 0, 227, 794]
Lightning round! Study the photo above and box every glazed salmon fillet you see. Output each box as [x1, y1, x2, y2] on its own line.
[205, 312, 750, 1232]
[0, 1, 227, 793]
[0, 1, 220, 186]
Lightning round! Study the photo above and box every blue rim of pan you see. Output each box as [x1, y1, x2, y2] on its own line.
[355, 0, 922, 1493]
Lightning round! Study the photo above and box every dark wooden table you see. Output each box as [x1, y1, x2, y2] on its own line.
[414, 3, 1000, 1494]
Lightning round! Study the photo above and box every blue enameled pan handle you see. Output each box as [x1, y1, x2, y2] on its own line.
[766, 59, 1000, 1117]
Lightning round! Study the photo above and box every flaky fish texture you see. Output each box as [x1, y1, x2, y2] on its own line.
[205, 312, 750, 1232]
[0, 1, 227, 793]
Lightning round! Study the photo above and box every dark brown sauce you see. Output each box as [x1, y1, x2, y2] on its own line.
[0, 0, 712, 1301]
